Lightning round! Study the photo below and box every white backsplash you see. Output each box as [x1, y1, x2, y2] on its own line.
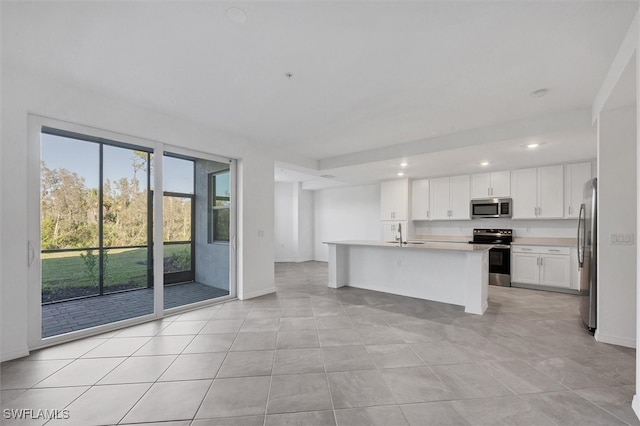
[414, 218, 578, 239]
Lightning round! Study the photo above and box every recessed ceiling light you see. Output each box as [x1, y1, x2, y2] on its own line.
[530, 88, 549, 98]
[400, 162, 408, 167]
[320, 174, 335, 179]
[397, 172, 405, 177]
[226, 7, 246, 24]
[527, 143, 539, 149]
[480, 161, 489, 166]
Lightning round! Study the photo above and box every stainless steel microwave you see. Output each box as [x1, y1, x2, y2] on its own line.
[471, 198, 512, 219]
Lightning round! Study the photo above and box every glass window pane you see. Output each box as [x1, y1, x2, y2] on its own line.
[215, 172, 230, 208]
[103, 145, 150, 294]
[214, 209, 230, 242]
[163, 156, 194, 194]
[103, 145, 149, 248]
[41, 134, 99, 249]
[163, 196, 192, 242]
[164, 243, 192, 274]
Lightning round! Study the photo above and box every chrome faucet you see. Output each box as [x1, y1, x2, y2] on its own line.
[397, 223, 403, 246]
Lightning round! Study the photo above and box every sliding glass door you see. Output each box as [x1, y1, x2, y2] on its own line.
[40, 129, 154, 338]
[36, 123, 236, 342]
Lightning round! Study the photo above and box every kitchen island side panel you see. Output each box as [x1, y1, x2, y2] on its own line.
[326, 242, 488, 314]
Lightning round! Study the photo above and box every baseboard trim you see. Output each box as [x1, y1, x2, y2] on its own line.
[1, 346, 30, 362]
[240, 287, 276, 300]
[632, 394, 640, 421]
[595, 331, 636, 348]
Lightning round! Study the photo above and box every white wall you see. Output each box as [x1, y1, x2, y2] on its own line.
[298, 187, 314, 261]
[313, 184, 381, 262]
[590, 10, 639, 418]
[274, 183, 298, 261]
[415, 218, 578, 239]
[0, 64, 276, 361]
[274, 182, 314, 262]
[597, 105, 637, 348]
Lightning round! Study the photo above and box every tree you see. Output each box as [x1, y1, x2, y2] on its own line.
[41, 162, 97, 249]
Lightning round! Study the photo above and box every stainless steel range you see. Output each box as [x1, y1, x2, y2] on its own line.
[470, 228, 513, 287]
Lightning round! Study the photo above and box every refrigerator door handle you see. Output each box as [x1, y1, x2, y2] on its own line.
[577, 203, 585, 267]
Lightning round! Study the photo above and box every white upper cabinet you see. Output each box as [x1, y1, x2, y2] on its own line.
[411, 179, 430, 221]
[511, 168, 538, 219]
[429, 177, 451, 220]
[565, 162, 592, 218]
[471, 171, 510, 199]
[471, 173, 491, 199]
[538, 165, 564, 218]
[429, 175, 470, 220]
[490, 171, 511, 198]
[449, 175, 471, 220]
[512, 165, 564, 219]
[380, 179, 409, 221]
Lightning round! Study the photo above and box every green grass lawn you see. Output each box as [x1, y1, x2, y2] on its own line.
[42, 244, 191, 303]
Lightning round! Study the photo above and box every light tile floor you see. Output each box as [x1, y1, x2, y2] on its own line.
[1, 261, 637, 425]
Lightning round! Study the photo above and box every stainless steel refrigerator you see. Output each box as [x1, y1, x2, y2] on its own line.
[577, 178, 597, 333]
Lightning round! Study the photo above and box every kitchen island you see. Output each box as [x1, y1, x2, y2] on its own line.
[324, 240, 491, 315]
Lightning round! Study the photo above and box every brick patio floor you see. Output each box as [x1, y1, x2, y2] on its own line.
[42, 282, 229, 338]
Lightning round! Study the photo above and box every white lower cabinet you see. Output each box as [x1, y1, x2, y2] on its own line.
[511, 252, 540, 284]
[511, 245, 571, 289]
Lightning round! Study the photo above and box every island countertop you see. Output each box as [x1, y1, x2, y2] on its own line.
[324, 240, 493, 253]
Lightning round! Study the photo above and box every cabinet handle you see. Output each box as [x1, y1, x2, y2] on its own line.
[540, 257, 543, 266]
[569, 205, 572, 215]
[549, 249, 560, 252]
[522, 248, 532, 251]
[427, 210, 430, 219]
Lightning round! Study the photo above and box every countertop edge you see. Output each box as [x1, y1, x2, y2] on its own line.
[323, 240, 492, 253]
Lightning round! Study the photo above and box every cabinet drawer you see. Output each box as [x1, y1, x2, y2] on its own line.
[511, 245, 570, 255]
[540, 247, 570, 255]
[511, 246, 541, 254]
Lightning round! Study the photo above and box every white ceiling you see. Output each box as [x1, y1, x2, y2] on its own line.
[3, 1, 638, 188]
